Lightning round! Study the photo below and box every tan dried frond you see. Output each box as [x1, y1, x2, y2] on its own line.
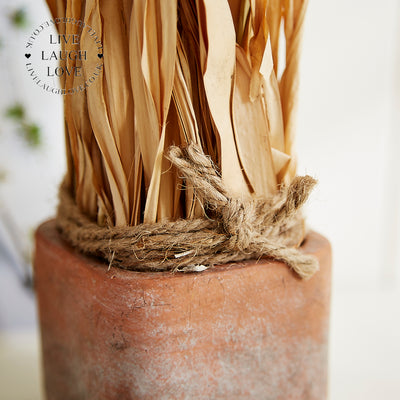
[49, 0, 308, 226]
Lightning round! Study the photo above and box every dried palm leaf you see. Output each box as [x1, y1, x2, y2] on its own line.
[266, 0, 282, 75]
[178, 0, 219, 166]
[47, 0, 309, 228]
[279, 0, 309, 181]
[197, 0, 250, 198]
[129, 0, 177, 223]
[232, 46, 276, 196]
[82, 0, 129, 226]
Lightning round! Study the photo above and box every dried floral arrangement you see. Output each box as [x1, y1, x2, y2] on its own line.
[48, 0, 318, 278]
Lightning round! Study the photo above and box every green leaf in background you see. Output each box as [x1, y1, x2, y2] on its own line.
[9, 8, 28, 29]
[23, 123, 41, 147]
[4, 103, 42, 148]
[5, 104, 25, 120]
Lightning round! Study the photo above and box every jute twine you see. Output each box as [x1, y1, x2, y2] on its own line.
[56, 143, 318, 279]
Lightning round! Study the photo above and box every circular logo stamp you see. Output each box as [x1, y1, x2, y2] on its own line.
[25, 18, 103, 95]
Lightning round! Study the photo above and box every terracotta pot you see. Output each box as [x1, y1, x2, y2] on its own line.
[34, 220, 331, 400]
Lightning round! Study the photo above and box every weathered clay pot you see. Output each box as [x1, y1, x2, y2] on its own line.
[34, 219, 331, 400]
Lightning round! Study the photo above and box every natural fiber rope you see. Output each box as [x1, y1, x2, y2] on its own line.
[56, 143, 319, 279]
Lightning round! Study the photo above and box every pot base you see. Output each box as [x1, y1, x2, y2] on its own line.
[34, 220, 331, 400]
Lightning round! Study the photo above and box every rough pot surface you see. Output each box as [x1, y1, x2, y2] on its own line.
[34, 220, 331, 400]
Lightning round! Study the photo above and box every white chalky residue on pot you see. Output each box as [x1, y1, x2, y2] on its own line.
[102, 315, 328, 400]
[92, 270, 329, 400]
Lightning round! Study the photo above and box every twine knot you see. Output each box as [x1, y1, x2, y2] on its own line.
[220, 199, 255, 251]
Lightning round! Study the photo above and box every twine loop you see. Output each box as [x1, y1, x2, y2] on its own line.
[56, 143, 319, 279]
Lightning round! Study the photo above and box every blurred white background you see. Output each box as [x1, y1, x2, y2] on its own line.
[0, 0, 399, 399]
